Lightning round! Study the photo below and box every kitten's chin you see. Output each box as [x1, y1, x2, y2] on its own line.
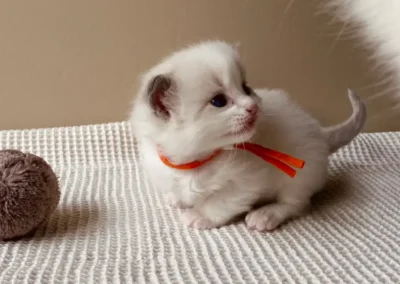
[234, 129, 256, 144]
[226, 116, 257, 144]
[224, 126, 256, 146]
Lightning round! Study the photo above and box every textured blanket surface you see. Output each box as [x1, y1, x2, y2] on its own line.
[0, 122, 399, 284]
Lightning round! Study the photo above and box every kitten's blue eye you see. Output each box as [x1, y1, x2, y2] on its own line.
[210, 94, 227, 108]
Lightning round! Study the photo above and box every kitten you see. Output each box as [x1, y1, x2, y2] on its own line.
[129, 41, 366, 231]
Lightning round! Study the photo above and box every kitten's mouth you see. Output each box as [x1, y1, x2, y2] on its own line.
[230, 115, 257, 136]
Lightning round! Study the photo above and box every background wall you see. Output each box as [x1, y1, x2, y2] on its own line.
[0, 0, 397, 131]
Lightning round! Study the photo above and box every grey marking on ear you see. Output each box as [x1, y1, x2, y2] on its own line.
[147, 75, 173, 119]
[148, 75, 171, 95]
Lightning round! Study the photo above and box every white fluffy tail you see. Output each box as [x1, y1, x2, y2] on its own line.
[326, 0, 400, 99]
[322, 89, 366, 153]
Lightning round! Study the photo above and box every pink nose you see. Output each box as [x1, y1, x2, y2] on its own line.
[246, 105, 257, 115]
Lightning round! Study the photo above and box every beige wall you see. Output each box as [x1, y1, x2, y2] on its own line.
[0, 0, 396, 131]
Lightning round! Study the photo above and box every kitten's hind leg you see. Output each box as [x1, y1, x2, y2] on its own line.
[181, 188, 257, 230]
[245, 198, 309, 231]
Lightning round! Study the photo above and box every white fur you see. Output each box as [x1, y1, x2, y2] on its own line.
[327, 0, 400, 94]
[129, 41, 366, 231]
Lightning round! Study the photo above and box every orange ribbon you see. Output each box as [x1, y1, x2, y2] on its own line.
[158, 142, 305, 177]
[159, 149, 222, 170]
[233, 143, 304, 178]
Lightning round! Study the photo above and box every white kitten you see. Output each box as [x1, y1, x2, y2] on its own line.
[129, 41, 366, 231]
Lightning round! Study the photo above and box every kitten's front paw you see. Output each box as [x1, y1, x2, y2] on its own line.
[245, 206, 283, 232]
[181, 209, 216, 230]
[165, 192, 191, 209]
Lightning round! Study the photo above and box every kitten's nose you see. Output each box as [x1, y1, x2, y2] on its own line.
[246, 105, 257, 115]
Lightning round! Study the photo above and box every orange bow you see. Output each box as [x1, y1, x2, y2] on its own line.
[158, 142, 305, 177]
[234, 143, 304, 177]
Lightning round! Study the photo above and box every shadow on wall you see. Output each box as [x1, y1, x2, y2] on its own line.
[0, 0, 397, 131]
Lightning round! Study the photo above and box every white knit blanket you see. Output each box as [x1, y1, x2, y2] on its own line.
[0, 122, 399, 284]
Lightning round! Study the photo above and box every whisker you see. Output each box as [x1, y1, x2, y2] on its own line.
[365, 86, 400, 102]
[278, 0, 296, 30]
[326, 21, 348, 58]
[355, 76, 393, 91]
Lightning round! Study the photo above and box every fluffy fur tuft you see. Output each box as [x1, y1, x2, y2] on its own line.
[326, 0, 400, 97]
[129, 41, 366, 231]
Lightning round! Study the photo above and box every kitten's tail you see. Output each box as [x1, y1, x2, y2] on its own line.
[322, 89, 367, 154]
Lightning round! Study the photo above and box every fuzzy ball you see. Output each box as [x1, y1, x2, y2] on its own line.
[0, 150, 60, 241]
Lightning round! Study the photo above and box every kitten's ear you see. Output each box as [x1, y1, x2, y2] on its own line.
[233, 42, 241, 51]
[231, 42, 241, 61]
[147, 74, 174, 119]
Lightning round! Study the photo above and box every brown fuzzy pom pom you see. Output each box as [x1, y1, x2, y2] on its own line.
[0, 150, 60, 241]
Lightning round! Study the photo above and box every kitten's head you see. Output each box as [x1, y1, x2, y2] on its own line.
[130, 41, 260, 159]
